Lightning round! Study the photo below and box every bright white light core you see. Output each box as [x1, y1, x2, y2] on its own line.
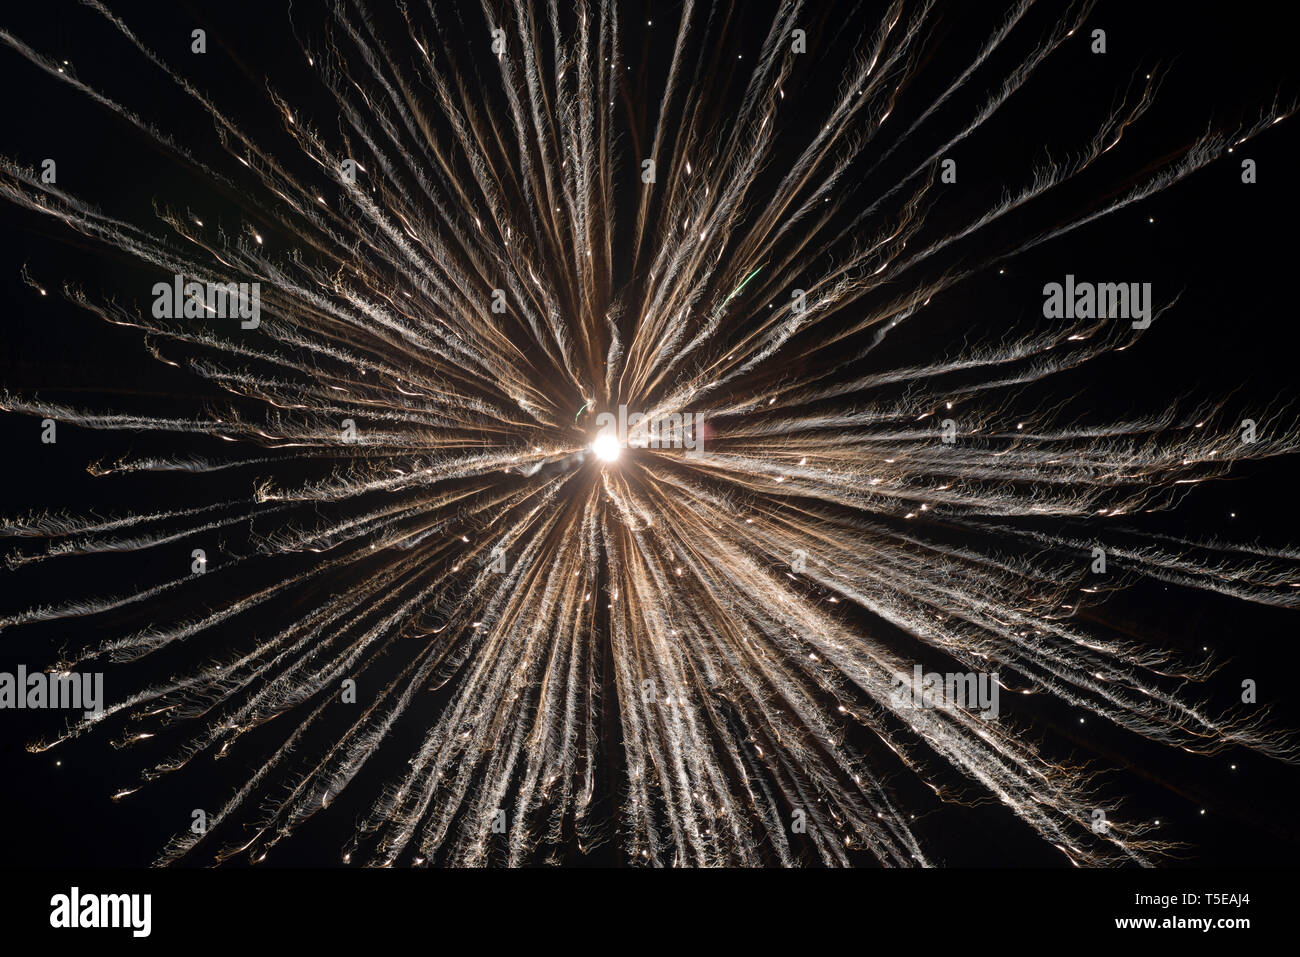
[591, 432, 621, 462]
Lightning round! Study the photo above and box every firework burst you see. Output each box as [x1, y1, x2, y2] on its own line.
[1, 0, 1297, 867]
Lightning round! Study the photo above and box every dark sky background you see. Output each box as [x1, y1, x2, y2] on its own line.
[0, 0, 1298, 868]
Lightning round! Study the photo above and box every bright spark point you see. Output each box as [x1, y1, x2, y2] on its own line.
[591, 433, 621, 462]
